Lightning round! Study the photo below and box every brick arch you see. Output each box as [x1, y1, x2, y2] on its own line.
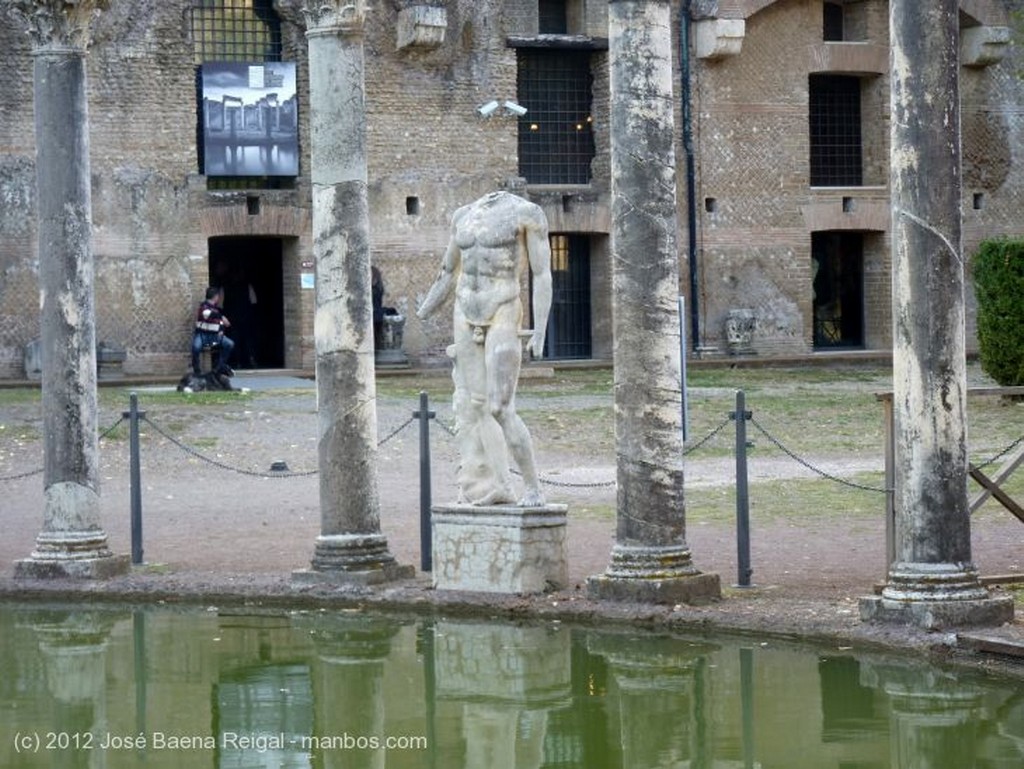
[198, 202, 310, 239]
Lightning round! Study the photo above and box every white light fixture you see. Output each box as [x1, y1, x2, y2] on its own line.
[502, 100, 527, 116]
[476, 100, 499, 117]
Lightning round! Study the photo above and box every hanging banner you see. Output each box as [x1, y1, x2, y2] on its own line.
[201, 61, 298, 177]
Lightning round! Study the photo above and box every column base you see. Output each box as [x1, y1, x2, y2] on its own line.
[293, 534, 414, 586]
[587, 544, 722, 605]
[860, 561, 1015, 629]
[431, 503, 568, 594]
[14, 553, 130, 580]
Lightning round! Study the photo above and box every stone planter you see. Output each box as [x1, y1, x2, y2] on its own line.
[725, 309, 756, 356]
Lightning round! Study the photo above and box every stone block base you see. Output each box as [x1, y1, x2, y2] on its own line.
[14, 553, 131, 580]
[587, 572, 722, 606]
[859, 595, 1015, 630]
[432, 503, 568, 594]
[292, 562, 415, 587]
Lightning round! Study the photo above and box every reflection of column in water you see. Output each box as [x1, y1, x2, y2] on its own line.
[434, 621, 571, 769]
[302, 615, 403, 769]
[860, 661, 982, 769]
[588, 633, 717, 769]
[31, 610, 121, 769]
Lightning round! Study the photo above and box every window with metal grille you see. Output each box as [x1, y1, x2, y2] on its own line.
[191, 0, 287, 188]
[191, 0, 282, 64]
[809, 74, 862, 187]
[517, 50, 595, 185]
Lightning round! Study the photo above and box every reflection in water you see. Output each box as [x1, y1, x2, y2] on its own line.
[0, 604, 1022, 769]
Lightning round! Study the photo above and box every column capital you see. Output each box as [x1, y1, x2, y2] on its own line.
[2, 0, 107, 52]
[302, 0, 368, 37]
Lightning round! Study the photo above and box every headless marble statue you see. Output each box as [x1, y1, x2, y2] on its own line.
[417, 191, 553, 506]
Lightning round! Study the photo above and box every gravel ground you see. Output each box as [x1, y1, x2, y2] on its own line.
[1, 369, 1021, 674]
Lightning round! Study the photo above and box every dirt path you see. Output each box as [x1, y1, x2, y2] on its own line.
[2, 374, 1020, 612]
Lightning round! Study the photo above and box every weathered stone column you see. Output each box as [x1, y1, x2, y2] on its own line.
[860, 0, 1012, 628]
[587, 0, 719, 604]
[6, 0, 128, 579]
[296, 0, 411, 583]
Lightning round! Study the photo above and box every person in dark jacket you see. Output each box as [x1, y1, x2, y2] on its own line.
[191, 286, 235, 376]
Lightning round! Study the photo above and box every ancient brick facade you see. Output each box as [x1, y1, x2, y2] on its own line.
[0, 0, 1021, 378]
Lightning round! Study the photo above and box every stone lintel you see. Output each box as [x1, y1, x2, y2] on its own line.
[14, 553, 130, 580]
[961, 26, 1010, 68]
[695, 19, 744, 61]
[396, 6, 446, 50]
[431, 503, 568, 594]
[808, 42, 888, 75]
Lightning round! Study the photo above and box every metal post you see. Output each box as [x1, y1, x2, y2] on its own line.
[679, 295, 689, 442]
[733, 390, 752, 587]
[123, 392, 145, 565]
[413, 392, 435, 572]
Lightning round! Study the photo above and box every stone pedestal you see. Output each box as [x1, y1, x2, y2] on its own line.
[431, 504, 568, 593]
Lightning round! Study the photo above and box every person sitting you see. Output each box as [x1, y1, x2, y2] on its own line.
[191, 286, 235, 377]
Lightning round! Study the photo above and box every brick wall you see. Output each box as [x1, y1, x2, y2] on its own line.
[1, 0, 1023, 379]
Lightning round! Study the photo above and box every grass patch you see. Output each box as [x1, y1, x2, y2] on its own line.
[0, 388, 40, 406]
[686, 475, 886, 525]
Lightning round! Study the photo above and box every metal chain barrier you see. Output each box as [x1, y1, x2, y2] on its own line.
[749, 415, 891, 493]
[971, 433, 1024, 471]
[0, 416, 127, 483]
[379, 416, 415, 447]
[683, 415, 732, 455]
[141, 414, 320, 478]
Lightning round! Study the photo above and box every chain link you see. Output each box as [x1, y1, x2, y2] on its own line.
[0, 417, 127, 483]
[971, 433, 1024, 471]
[749, 416, 891, 494]
[379, 417, 414, 447]
[683, 416, 732, 455]
[142, 415, 319, 478]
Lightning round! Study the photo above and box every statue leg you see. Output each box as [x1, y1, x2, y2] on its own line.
[452, 316, 515, 505]
[486, 323, 544, 507]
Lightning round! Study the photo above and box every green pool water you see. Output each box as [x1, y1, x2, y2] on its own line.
[0, 603, 1021, 768]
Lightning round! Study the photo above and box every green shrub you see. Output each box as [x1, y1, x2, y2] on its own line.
[972, 239, 1024, 386]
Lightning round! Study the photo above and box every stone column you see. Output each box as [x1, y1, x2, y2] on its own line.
[587, 0, 719, 604]
[296, 0, 411, 583]
[859, 0, 1012, 628]
[6, 0, 128, 579]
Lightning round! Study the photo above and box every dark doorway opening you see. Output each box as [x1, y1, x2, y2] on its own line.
[208, 237, 285, 369]
[812, 232, 864, 348]
[538, 234, 592, 360]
